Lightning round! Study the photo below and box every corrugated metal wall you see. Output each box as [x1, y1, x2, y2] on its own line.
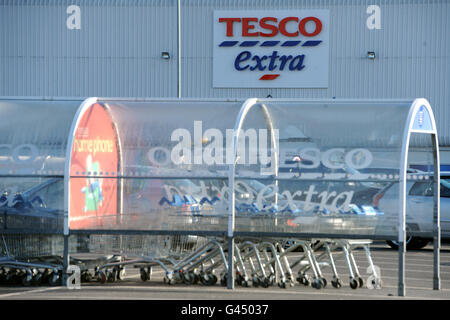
[0, 0, 449, 145]
[0, 0, 178, 97]
[181, 0, 450, 146]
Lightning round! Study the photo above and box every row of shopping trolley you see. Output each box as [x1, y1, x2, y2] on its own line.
[0, 234, 382, 290]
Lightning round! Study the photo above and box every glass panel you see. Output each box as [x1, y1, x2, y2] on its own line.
[233, 101, 413, 237]
[104, 101, 242, 177]
[68, 100, 243, 231]
[0, 177, 64, 232]
[0, 234, 63, 258]
[71, 234, 211, 259]
[233, 177, 383, 236]
[405, 134, 436, 237]
[261, 101, 410, 174]
[0, 100, 80, 175]
[0, 234, 94, 259]
[69, 176, 229, 232]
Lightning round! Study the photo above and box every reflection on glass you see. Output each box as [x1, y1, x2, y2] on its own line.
[0, 178, 64, 231]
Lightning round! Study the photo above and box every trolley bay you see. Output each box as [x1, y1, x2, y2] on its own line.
[0, 242, 449, 300]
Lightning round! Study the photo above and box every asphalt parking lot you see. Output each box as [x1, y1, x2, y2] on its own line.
[0, 241, 449, 300]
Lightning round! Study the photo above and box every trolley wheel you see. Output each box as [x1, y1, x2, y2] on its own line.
[201, 273, 216, 286]
[183, 272, 195, 285]
[82, 272, 92, 283]
[140, 268, 149, 282]
[357, 277, 364, 288]
[32, 272, 43, 286]
[311, 278, 322, 290]
[192, 273, 199, 285]
[106, 270, 116, 282]
[268, 274, 275, 286]
[278, 281, 287, 289]
[252, 276, 260, 287]
[261, 277, 270, 288]
[199, 273, 206, 285]
[5, 270, 15, 284]
[98, 271, 107, 284]
[117, 268, 126, 281]
[41, 269, 51, 284]
[208, 274, 218, 286]
[349, 278, 359, 290]
[189, 272, 198, 285]
[174, 270, 184, 283]
[241, 280, 249, 287]
[297, 275, 310, 286]
[235, 273, 243, 286]
[331, 278, 342, 289]
[0, 269, 6, 284]
[164, 276, 174, 285]
[285, 272, 293, 283]
[12, 270, 23, 285]
[94, 266, 99, 277]
[199, 272, 210, 286]
[12, 270, 23, 284]
[369, 277, 382, 289]
[22, 273, 32, 287]
[320, 277, 327, 288]
[220, 274, 228, 287]
[108, 269, 117, 283]
[48, 272, 59, 286]
[181, 272, 189, 284]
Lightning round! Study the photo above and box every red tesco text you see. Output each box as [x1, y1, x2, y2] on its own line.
[218, 16, 323, 37]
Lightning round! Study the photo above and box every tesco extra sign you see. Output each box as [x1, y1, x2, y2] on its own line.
[213, 10, 329, 88]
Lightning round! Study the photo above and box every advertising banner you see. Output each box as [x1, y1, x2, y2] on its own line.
[69, 103, 119, 229]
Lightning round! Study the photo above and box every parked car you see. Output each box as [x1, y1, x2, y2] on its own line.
[374, 172, 450, 250]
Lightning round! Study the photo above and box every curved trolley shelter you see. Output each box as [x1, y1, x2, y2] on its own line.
[0, 97, 439, 296]
[227, 98, 440, 296]
[0, 98, 81, 235]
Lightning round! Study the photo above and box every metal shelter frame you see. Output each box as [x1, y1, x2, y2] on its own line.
[226, 98, 440, 296]
[0, 97, 440, 297]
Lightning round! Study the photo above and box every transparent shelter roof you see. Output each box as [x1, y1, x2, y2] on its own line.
[100, 99, 244, 177]
[0, 99, 81, 176]
[0, 98, 439, 297]
[0, 98, 439, 239]
[235, 100, 414, 178]
[0, 99, 81, 233]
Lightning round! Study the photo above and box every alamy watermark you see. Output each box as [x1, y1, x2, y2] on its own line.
[169, 121, 279, 175]
[66, 265, 81, 289]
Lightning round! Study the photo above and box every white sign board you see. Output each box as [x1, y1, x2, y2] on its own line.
[213, 10, 329, 88]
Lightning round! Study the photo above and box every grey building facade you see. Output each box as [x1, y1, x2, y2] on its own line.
[1, 0, 449, 156]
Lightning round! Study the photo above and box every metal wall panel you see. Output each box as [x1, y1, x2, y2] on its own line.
[0, 0, 178, 97]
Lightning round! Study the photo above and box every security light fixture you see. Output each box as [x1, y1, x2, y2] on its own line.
[161, 52, 171, 60]
[367, 51, 376, 60]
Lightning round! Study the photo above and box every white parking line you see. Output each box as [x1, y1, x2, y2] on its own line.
[78, 284, 440, 300]
[289, 253, 450, 264]
[331, 265, 450, 274]
[0, 286, 61, 298]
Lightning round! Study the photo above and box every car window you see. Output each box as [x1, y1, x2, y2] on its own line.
[409, 181, 433, 196]
[441, 179, 450, 198]
[30, 180, 64, 210]
[409, 178, 450, 198]
[175, 179, 202, 195]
